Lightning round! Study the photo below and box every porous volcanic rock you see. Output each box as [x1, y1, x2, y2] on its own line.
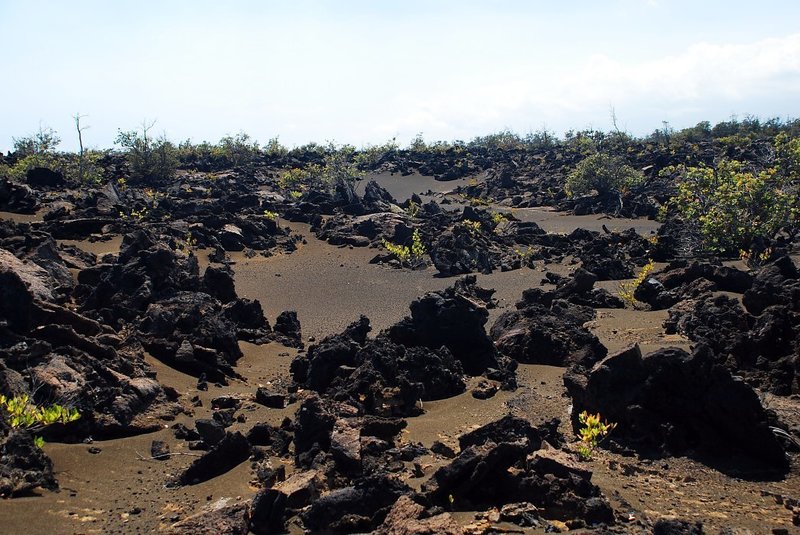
[490, 281, 607, 367]
[564, 344, 789, 473]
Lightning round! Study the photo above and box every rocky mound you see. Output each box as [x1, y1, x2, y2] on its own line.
[0, 243, 183, 438]
[652, 257, 800, 395]
[291, 277, 515, 415]
[564, 344, 789, 473]
[490, 270, 610, 367]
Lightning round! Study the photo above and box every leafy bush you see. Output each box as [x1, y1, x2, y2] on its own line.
[354, 138, 399, 169]
[0, 394, 80, 448]
[2, 149, 105, 185]
[277, 144, 363, 194]
[115, 122, 177, 183]
[382, 229, 426, 265]
[664, 157, 799, 255]
[468, 129, 525, 151]
[566, 152, 644, 198]
[263, 136, 288, 158]
[216, 132, 260, 166]
[12, 126, 61, 157]
[460, 219, 481, 235]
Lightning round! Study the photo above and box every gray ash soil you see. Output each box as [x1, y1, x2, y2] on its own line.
[1, 180, 799, 534]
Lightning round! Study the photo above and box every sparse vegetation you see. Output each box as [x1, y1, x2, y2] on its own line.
[382, 229, 426, 265]
[216, 132, 260, 167]
[618, 260, 656, 308]
[491, 212, 509, 225]
[460, 219, 482, 235]
[2, 124, 105, 184]
[515, 246, 535, 263]
[178, 231, 197, 255]
[277, 143, 364, 194]
[405, 201, 420, 219]
[0, 394, 81, 448]
[576, 410, 616, 460]
[12, 125, 61, 157]
[263, 136, 289, 158]
[354, 138, 399, 169]
[115, 120, 177, 184]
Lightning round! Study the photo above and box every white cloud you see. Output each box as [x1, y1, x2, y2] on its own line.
[376, 33, 800, 140]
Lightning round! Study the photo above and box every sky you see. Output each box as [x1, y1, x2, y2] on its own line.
[1, 0, 799, 153]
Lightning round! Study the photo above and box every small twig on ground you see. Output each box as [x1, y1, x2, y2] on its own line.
[135, 450, 203, 462]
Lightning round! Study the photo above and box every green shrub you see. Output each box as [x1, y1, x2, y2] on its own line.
[264, 136, 288, 158]
[0, 394, 80, 448]
[3, 151, 105, 185]
[216, 132, 260, 166]
[382, 229, 426, 265]
[566, 152, 644, 198]
[12, 126, 61, 157]
[354, 138, 399, 169]
[277, 144, 363, 194]
[664, 158, 799, 255]
[460, 219, 481, 235]
[617, 260, 655, 308]
[115, 122, 177, 183]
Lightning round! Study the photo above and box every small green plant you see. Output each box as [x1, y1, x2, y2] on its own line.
[410, 229, 425, 260]
[143, 187, 162, 206]
[460, 194, 491, 207]
[739, 246, 773, 266]
[577, 410, 616, 460]
[491, 212, 511, 234]
[382, 239, 410, 262]
[460, 219, 482, 235]
[382, 229, 426, 265]
[491, 212, 509, 225]
[617, 260, 655, 308]
[515, 247, 535, 263]
[406, 201, 420, 219]
[178, 232, 197, 255]
[263, 209, 278, 220]
[131, 207, 148, 220]
[288, 190, 303, 201]
[0, 394, 80, 448]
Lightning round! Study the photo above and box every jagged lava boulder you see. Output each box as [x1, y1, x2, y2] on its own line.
[385, 279, 502, 375]
[490, 279, 607, 367]
[564, 344, 789, 472]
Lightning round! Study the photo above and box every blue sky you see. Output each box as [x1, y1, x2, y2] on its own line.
[1, 0, 799, 152]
